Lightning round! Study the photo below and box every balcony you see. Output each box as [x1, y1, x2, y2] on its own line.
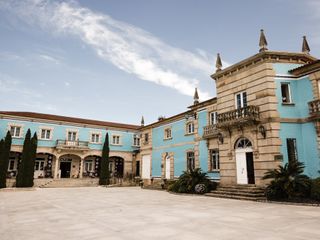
[203, 106, 260, 138]
[309, 99, 320, 118]
[203, 125, 220, 138]
[56, 140, 89, 150]
[217, 106, 260, 128]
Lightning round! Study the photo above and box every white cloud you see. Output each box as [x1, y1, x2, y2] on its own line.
[38, 54, 60, 64]
[0, 0, 230, 100]
[64, 81, 70, 87]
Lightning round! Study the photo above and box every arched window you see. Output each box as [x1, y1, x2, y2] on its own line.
[235, 138, 252, 149]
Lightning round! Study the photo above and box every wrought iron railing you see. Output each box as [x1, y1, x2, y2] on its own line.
[56, 140, 89, 149]
[309, 99, 320, 116]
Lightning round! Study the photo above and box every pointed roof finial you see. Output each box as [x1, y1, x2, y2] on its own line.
[141, 116, 144, 126]
[302, 36, 310, 54]
[259, 29, 268, 52]
[193, 88, 199, 105]
[216, 53, 222, 72]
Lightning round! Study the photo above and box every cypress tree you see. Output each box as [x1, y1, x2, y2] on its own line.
[26, 133, 37, 187]
[0, 131, 12, 188]
[16, 129, 31, 187]
[99, 133, 110, 185]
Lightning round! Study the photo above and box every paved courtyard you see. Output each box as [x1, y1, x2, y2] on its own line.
[0, 187, 320, 240]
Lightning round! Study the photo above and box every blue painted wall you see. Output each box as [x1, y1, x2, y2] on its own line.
[274, 63, 319, 178]
[0, 119, 139, 152]
[151, 110, 220, 180]
[279, 123, 319, 178]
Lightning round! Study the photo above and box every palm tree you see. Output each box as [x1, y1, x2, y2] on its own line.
[263, 161, 310, 199]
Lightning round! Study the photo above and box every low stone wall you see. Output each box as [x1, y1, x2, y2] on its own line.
[6, 178, 54, 188]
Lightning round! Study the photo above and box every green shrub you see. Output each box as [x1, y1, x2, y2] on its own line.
[263, 161, 310, 200]
[310, 178, 320, 201]
[167, 168, 215, 194]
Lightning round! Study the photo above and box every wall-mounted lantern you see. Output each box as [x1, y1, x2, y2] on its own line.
[258, 125, 266, 139]
[217, 132, 224, 144]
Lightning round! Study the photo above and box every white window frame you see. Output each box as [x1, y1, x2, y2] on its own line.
[66, 129, 78, 142]
[34, 159, 45, 171]
[84, 160, 94, 172]
[39, 127, 53, 140]
[186, 122, 195, 135]
[209, 149, 220, 172]
[8, 124, 23, 138]
[235, 92, 247, 109]
[281, 83, 293, 104]
[164, 127, 172, 140]
[209, 112, 218, 125]
[133, 134, 140, 147]
[8, 158, 16, 171]
[186, 151, 195, 171]
[111, 134, 122, 145]
[90, 132, 101, 144]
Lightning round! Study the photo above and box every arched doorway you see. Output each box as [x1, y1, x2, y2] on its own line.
[59, 154, 81, 178]
[234, 138, 255, 184]
[109, 157, 124, 178]
[83, 155, 101, 178]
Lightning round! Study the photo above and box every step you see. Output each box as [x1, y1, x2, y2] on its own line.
[40, 179, 99, 188]
[205, 192, 266, 201]
[216, 187, 265, 194]
[212, 190, 265, 197]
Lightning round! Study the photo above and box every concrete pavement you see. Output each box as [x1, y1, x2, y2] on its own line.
[0, 187, 319, 240]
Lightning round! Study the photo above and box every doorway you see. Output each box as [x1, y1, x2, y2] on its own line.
[60, 162, 71, 178]
[165, 155, 171, 179]
[235, 138, 255, 184]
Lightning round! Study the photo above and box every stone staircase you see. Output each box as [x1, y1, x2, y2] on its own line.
[205, 185, 266, 201]
[39, 179, 99, 188]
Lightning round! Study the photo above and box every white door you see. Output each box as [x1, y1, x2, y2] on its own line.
[142, 155, 151, 179]
[235, 150, 248, 184]
[165, 156, 170, 179]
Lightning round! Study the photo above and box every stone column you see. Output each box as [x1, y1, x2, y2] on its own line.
[54, 156, 60, 179]
[79, 158, 84, 178]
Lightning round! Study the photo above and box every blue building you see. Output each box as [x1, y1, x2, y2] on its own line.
[1, 31, 320, 187]
[0, 111, 140, 182]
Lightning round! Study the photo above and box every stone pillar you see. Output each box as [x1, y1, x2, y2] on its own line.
[54, 156, 60, 179]
[79, 158, 84, 178]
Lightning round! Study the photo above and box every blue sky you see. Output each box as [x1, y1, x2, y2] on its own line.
[0, 0, 319, 125]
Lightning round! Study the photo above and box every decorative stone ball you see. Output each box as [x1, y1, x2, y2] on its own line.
[194, 184, 207, 194]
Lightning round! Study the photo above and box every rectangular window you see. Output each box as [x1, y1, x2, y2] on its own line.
[40, 129, 51, 140]
[67, 131, 77, 141]
[210, 149, 220, 171]
[85, 160, 93, 172]
[144, 133, 149, 144]
[187, 151, 195, 171]
[186, 122, 195, 134]
[112, 135, 121, 145]
[91, 133, 100, 143]
[133, 135, 140, 146]
[8, 159, 15, 171]
[281, 83, 292, 104]
[210, 112, 218, 125]
[287, 138, 298, 163]
[235, 92, 247, 109]
[34, 160, 45, 171]
[164, 128, 172, 139]
[10, 126, 21, 138]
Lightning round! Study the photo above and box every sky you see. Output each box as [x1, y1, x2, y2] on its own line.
[0, 0, 320, 125]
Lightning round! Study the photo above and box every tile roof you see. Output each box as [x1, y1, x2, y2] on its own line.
[0, 111, 140, 130]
